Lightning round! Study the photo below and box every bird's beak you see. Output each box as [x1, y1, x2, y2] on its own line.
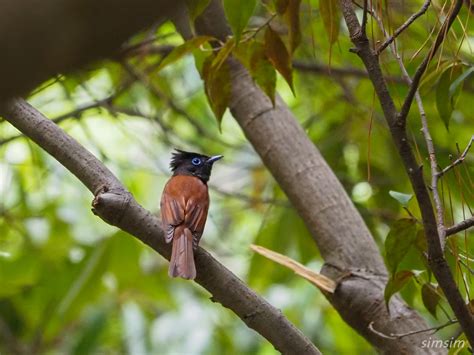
[207, 155, 223, 164]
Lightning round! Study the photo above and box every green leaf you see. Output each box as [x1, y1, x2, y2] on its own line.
[389, 190, 413, 207]
[203, 54, 231, 127]
[420, 60, 456, 92]
[72, 309, 107, 355]
[415, 228, 428, 254]
[319, 0, 340, 44]
[157, 36, 213, 72]
[223, 0, 257, 43]
[232, 40, 252, 68]
[186, 0, 211, 20]
[421, 283, 441, 318]
[264, 26, 294, 93]
[384, 270, 414, 308]
[249, 42, 277, 105]
[385, 219, 418, 274]
[436, 65, 463, 130]
[212, 38, 235, 71]
[449, 67, 474, 97]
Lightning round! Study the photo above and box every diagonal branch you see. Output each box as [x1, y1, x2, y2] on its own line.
[0, 98, 321, 355]
[398, 0, 464, 125]
[446, 216, 474, 236]
[437, 135, 474, 177]
[376, 0, 431, 55]
[339, 0, 474, 345]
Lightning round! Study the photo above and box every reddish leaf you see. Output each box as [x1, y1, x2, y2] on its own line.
[249, 42, 276, 105]
[285, 0, 302, 53]
[264, 26, 294, 93]
[384, 270, 414, 308]
[202, 55, 231, 127]
[319, 0, 340, 44]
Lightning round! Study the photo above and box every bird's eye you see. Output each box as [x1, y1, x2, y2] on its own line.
[191, 157, 202, 166]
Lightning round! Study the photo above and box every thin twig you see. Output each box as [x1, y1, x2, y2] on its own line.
[368, 319, 458, 340]
[398, 0, 464, 125]
[292, 60, 405, 83]
[446, 216, 474, 236]
[376, 0, 431, 55]
[438, 136, 474, 177]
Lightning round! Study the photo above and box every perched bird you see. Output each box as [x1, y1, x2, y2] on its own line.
[160, 149, 223, 280]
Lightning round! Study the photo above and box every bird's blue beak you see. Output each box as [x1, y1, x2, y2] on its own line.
[207, 155, 223, 164]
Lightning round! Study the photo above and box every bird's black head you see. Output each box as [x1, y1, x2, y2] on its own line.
[170, 149, 223, 183]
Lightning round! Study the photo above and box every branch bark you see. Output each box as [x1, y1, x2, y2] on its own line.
[0, 98, 321, 355]
[339, 0, 474, 345]
[193, 1, 441, 353]
[0, 0, 183, 101]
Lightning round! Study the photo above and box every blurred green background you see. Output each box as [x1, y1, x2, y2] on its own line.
[1, 1, 473, 353]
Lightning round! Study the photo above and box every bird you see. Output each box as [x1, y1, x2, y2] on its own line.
[160, 149, 223, 280]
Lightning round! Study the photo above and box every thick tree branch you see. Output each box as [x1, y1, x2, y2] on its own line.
[0, 0, 183, 101]
[0, 98, 321, 355]
[339, 0, 474, 345]
[193, 1, 441, 353]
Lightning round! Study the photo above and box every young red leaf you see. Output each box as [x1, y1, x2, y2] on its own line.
[285, 0, 302, 53]
[264, 26, 294, 94]
[202, 55, 231, 128]
[319, 0, 340, 44]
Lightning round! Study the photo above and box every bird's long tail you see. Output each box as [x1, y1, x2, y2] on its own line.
[169, 227, 196, 280]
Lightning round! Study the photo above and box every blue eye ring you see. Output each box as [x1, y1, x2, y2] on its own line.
[191, 157, 202, 166]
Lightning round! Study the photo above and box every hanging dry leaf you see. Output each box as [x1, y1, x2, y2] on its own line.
[251, 244, 336, 293]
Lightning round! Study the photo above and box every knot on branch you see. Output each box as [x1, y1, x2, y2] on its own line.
[92, 186, 132, 226]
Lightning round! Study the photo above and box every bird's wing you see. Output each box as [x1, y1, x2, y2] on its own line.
[160, 190, 185, 243]
[160, 175, 209, 247]
[185, 197, 209, 248]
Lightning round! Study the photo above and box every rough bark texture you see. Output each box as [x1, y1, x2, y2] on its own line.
[0, 99, 321, 355]
[0, 0, 183, 101]
[195, 1, 443, 353]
